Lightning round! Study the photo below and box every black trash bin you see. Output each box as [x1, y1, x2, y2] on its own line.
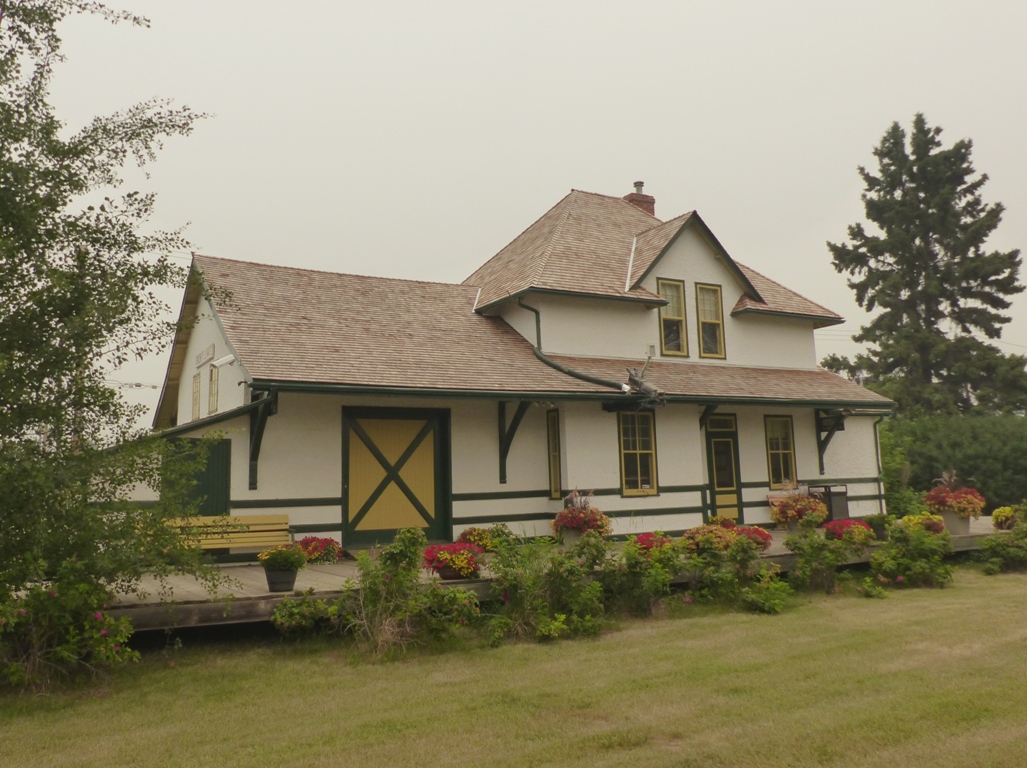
[809, 485, 849, 521]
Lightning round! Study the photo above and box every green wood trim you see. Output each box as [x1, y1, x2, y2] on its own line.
[798, 476, 882, 486]
[453, 489, 552, 502]
[656, 484, 707, 494]
[456, 505, 706, 527]
[232, 497, 343, 509]
[732, 307, 845, 327]
[289, 523, 345, 534]
[156, 399, 261, 437]
[475, 286, 667, 314]
[248, 379, 894, 410]
[248, 390, 279, 490]
[498, 400, 531, 485]
[846, 494, 885, 502]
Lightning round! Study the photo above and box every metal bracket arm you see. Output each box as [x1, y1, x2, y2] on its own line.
[248, 390, 279, 490]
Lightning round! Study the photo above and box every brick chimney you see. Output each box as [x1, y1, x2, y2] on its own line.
[623, 181, 655, 217]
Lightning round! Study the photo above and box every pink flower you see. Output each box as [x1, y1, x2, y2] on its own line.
[100, 629, 109, 637]
[684, 596, 693, 604]
[896, 576, 905, 583]
[94, 612, 104, 620]
[48, 590, 57, 597]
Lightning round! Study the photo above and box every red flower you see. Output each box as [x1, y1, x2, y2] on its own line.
[823, 518, 872, 541]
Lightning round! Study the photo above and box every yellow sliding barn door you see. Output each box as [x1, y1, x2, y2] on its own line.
[343, 408, 448, 545]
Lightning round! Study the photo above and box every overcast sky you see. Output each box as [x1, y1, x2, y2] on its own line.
[48, 1, 1027, 422]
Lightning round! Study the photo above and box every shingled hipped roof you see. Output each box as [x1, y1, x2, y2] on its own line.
[176, 255, 888, 411]
[464, 188, 842, 327]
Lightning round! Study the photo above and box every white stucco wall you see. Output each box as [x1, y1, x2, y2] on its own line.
[160, 392, 883, 541]
[176, 297, 247, 424]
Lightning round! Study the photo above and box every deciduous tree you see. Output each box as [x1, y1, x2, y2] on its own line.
[0, 1, 220, 687]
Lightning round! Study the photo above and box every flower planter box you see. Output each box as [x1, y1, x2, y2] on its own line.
[940, 511, 970, 536]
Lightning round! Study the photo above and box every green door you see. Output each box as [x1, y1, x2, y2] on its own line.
[705, 415, 741, 522]
[342, 407, 450, 545]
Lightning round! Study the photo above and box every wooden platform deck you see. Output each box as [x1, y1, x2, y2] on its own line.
[110, 519, 1001, 632]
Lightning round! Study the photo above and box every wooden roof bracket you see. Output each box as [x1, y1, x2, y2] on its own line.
[699, 403, 721, 431]
[498, 400, 531, 484]
[249, 389, 279, 490]
[815, 409, 847, 475]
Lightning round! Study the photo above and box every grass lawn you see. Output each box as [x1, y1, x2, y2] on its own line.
[3, 568, 1027, 768]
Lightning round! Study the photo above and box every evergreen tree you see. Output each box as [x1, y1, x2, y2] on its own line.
[826, 114, 1027, 414]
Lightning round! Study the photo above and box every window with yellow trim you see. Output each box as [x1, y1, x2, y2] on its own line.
[619, 412, 658, 496]
[696, 283, 726, 358]
[191, 373, 201, 421]
[656, 278, 687, 356]
[546, 409, 562, 500]
[208, 364, 219, 414]
[765, 416, 796, 489]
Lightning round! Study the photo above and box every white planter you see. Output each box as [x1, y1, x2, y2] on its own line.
[940, 511, 970, 536]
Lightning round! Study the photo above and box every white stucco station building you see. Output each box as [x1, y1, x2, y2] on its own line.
[154, 183, 892, 546]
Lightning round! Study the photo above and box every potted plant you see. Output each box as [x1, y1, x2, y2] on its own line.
[296, 535, 343, 563]
[862, 512, 892, 541]
[257, 543, 308, 592]
[553, 490, 612, 547]
[992, 506, 1018, 531]
[423, 542, 485, 580]
[769, 494, 828, 533]
[924, 485, 984, 536]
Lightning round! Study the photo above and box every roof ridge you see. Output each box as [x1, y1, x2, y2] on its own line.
[462, 191, 576, 285]
[530, 199, 575, 286]
[633, 210, 693, 238]
[735, 261, 842, 317]
[568, 188, 663, 221]
[192, 253, 475, 292]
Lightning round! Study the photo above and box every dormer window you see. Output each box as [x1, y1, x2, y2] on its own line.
[657, 278, 687, 356]
[696, 283, 726, 358]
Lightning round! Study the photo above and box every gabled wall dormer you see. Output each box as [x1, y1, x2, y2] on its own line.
[476, 186, 842, 371]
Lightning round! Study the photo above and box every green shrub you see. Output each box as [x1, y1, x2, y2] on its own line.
[331, 528, 479, 655]
[739, 565, 793, 614]
[270, 591, 333, 637]
[598, 533, 683, 616]
[487, 536, 604, 645]
[888, 415, 1027, 510]
[683, 527, 765, 604]
[0, 560, 137, 689]
[870, 524, 954, 587]
[978, 525, 1027, 574]
[785, 520, 873, 593]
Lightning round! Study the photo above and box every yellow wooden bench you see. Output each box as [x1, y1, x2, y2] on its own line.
[170, 514, 292, 551]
